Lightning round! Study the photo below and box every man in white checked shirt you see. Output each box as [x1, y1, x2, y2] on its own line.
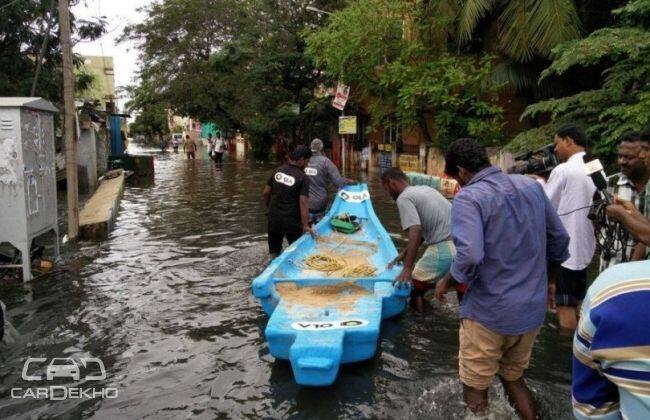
[600, 132, 649, 272]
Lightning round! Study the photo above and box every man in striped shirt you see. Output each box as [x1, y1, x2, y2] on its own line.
[573, 199, 650, 418]
[573, 261, 650, 418]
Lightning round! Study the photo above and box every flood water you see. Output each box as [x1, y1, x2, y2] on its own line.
[0, 146, 574, 419]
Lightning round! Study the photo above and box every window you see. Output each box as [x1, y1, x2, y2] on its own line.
[383, 121, 402, 152]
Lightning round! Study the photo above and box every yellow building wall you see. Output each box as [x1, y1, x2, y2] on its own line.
[77, 56, 116, 106]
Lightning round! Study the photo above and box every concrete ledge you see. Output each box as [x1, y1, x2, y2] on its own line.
[79, 170, 125, 240]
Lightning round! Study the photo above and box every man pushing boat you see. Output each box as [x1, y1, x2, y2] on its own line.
[305, 138, 355, 223]
[263, 145, 316, 259]
[380, 168, 455, 312]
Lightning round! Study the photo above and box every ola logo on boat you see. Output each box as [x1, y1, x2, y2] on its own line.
[338, 190, 369, 203]
[291, 319, 369, 330]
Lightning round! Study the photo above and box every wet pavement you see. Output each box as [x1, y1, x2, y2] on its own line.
[0, 146, 574, 419]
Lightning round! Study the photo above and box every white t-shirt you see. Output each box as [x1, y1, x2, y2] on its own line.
[544, 152, 597, 270]
[212, 138, 226, 153]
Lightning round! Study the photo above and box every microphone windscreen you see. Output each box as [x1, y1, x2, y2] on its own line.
[591, 171, 609, 191]
[583, 155, 611, 202]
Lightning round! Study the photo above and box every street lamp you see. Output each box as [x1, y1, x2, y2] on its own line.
[306, 5, 332, 15]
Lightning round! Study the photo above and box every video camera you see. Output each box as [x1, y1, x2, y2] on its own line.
[508, 144, 558, 176]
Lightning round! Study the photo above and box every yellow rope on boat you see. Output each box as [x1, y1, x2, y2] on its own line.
[303, 254, 345, 273]
[300, 250, 377, 277]
[341, 263, 376, 278]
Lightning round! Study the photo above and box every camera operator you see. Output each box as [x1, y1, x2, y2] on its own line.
[543, 125, 596, 331]
[599, 132, 649, 271]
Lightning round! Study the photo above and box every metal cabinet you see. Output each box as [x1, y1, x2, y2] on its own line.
[0, 97, 59, 281]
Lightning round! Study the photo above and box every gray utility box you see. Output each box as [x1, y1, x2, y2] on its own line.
[0, 98, 60, 282]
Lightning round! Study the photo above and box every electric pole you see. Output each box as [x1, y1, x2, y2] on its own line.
[59, 0, 79, 239]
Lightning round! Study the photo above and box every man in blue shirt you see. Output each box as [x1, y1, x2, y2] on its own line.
[435, 138, 570, 419]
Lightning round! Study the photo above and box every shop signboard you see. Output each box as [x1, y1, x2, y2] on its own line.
[338, 116, 357, 134]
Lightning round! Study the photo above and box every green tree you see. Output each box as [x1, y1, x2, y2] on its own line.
[457, 0, 582, 62]
[455, 1, 621, 99]
[125, 81, 168, 139]
[0, 0, 105, 104]
[122, 0, 342, 158]
[306, 0, 504, 149]
[510, 0, 650, 155]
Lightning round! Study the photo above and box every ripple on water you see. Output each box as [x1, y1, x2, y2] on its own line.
[0, 148, 574, 418]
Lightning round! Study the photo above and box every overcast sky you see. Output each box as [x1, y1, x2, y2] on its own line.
[72, 0, 153, 110]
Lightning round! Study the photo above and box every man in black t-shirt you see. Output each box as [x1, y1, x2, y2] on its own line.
[263, 145, 314, 258]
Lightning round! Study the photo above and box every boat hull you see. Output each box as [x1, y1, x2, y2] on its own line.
[252, 184, 409, 386]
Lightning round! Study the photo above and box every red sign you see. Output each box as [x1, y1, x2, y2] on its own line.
[332, 83, 350, 111]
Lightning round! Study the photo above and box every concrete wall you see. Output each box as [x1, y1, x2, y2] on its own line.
[96, 126, 108, 176]
[426, 147, 446, 176]
[425, 146, 515, 175]
[78, 127, 98, 193]
[235, 134, 247, 160]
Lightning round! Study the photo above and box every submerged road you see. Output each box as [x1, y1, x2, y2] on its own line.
[0, 147, 574, 418]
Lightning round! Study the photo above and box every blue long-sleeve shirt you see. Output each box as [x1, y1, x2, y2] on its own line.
[573, 261, 650, 419]
[450, 166, 570, 335]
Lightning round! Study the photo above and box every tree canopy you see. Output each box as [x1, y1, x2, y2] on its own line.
[0, 0, 106, 105]
[122, 0, 344, 156]
[122, 0, 633, 155]
[510, 0, 650, 155]
[306, 0, 505, 149]
[457, 0, 582, 62]
[455, 0, 621, 101]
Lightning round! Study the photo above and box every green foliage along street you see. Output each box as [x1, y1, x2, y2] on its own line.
[0, 0, 106, 106]
[305, 0, 505, 149]
[117, 0, 648, 159]
[1, 1, 646, 158]
[511, 0, 650, 158]
[122, 0, 345, 157]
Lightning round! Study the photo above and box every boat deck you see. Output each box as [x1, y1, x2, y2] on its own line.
[252, 184, 409, 386]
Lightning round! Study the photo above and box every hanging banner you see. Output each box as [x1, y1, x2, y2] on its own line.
[332, 83, 350, 111]
[338, 116, 357, 134]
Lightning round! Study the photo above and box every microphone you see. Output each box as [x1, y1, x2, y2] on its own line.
[583, 155, 612, 204]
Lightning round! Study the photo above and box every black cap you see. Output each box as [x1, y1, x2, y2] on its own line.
[290, 145, 312, 160]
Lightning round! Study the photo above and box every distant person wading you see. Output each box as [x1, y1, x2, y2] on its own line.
[183, 134, 197, 159]
[212, 134, 227, 168]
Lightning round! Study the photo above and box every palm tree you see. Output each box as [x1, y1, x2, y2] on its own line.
[457, 0, 582, 62]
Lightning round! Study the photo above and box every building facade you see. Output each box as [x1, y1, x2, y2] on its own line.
[77, 56, 116, 108]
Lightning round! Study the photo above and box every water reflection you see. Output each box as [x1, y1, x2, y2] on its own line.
[0, 146, 573, 418]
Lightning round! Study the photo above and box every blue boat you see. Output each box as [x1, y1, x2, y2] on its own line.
[252, 183, 410, 386]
